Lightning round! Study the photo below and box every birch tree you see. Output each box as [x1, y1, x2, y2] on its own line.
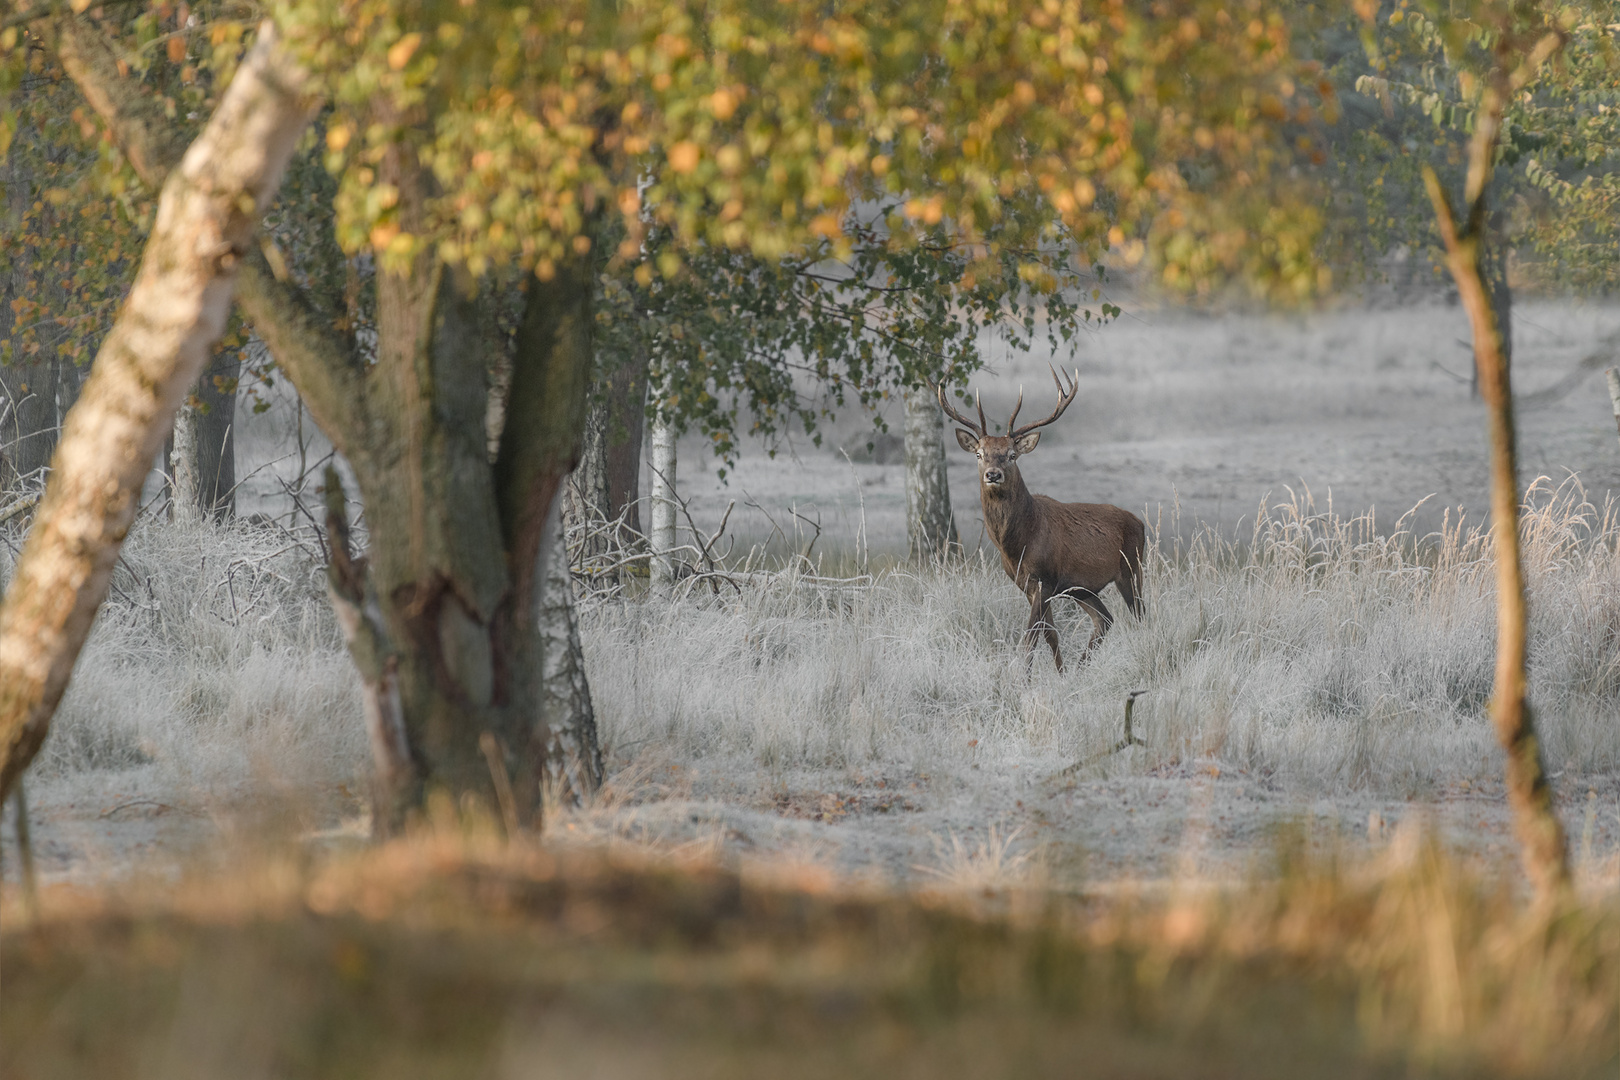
[0, 19, 319, 801]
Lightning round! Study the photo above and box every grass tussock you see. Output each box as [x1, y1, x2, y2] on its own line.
[587, 476, 1620, 796]
[2, 817, 1616, 1078]
[0, 516, 366, 796]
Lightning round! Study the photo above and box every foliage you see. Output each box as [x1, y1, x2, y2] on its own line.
[1317, 0, 1620, 291]
[0, 3, 318, 411]
[596, 203, 1112, 471]
[274, 0, 1330, 301]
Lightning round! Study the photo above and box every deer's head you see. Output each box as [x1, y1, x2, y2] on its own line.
[939, 367, 1079, 498]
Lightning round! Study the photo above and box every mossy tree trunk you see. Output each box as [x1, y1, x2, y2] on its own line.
[269, 145, 599, 828]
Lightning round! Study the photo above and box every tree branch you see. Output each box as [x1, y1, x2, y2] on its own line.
[235, 251, 364, 456]
[48, 9, 365, 447]
[47, 8, 190, 187]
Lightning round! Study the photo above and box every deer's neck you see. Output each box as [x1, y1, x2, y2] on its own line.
[981, 473, 1035, 551]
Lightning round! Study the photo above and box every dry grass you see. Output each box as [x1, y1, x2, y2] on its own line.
[5, 478, 1620, 1074]
[585, 474, 1620, 802]
[0, 514, 366, 804]
[2, 817, 1616, 1078]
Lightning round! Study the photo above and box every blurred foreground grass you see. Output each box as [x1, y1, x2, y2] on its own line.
[3, 822, 1617, 1079]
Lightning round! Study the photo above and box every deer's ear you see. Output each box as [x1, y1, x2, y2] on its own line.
[1013, 431, 1041, 455]
[954, 429, 980, 453]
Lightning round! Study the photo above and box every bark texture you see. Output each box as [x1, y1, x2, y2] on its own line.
[0, 23, 319, 803]
[603, 346, 649, 538]
[1421, 33, 1570, 902]
[323, 465, 413, 829]
[169, 403, 201, 525]
[537, 494, 602, 805]
[903, 385, 959, 562]
[564, 399, 612, 566]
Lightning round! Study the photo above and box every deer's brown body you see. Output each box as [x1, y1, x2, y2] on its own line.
[942, 369, 1144, 671]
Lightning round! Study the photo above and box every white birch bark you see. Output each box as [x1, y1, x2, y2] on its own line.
[649, 412, 678, 597]
[0, 23, 320, 801]
[169, 403, 201, 525]
[904, 385, 959, 562]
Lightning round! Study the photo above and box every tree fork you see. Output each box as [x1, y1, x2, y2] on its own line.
[0, 23, 320, 803]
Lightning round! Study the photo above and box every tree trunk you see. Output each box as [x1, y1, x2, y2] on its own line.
[563, 397, 611, 569]
[0, 155, 61, 499]
[49, 10, 601, 828]
[603, 345, 649, 538]
[1421, 49, 1570, 902]
[649, 411, 678, 597]
[0, 24, 320, 803]
[169, 403, 201, 525]
[903, 384, 959, 562]
[537, 492, 603, 806]
[1474, 219, 1513, 399]
[194, 347, 240, 518]
[0, 356, 59, 497]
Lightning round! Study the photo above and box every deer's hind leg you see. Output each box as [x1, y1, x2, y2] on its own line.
[1064, 587, 1114, 663]
[1023, 591, 1064, 673]
[1115, 561, 1144, 620]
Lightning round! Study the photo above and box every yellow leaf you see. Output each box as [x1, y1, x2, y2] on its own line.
[709, 89, 738, 120]
[667, 141, 701, 174]
[388, 33, 422, 71]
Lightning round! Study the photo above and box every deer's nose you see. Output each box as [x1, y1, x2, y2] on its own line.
[983, 467, 1005, 485]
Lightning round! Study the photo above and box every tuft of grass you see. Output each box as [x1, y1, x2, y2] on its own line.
[916, 825, 1039, 892]
[1, 514, 367, 800]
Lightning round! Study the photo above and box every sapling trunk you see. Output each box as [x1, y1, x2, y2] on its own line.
[1420, 32, 1570, 900]
[649, 413, 678, 596]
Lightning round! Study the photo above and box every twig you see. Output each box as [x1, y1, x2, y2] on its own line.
[98, 798, 186, 819]
[0, 493, 39, 525]
[480, 732, 521, 838]
[1045, 690, 1149, 784]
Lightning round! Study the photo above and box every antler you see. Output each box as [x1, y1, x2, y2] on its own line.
[1009, 365, 1080, 439]
[936, 381, 988, 437]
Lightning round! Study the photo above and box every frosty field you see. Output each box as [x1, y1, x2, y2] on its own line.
[8, 299, 1620, 896]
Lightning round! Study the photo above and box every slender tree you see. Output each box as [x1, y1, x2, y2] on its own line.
[1408, 0, 1570, 901]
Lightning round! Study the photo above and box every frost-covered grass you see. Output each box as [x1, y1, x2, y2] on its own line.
[587, 475, 1620, 800]
[11, 472, 1620, 883]
[2, 517, 367, 798]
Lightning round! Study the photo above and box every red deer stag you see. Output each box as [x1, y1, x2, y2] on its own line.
[939, 367, 1144, 672]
